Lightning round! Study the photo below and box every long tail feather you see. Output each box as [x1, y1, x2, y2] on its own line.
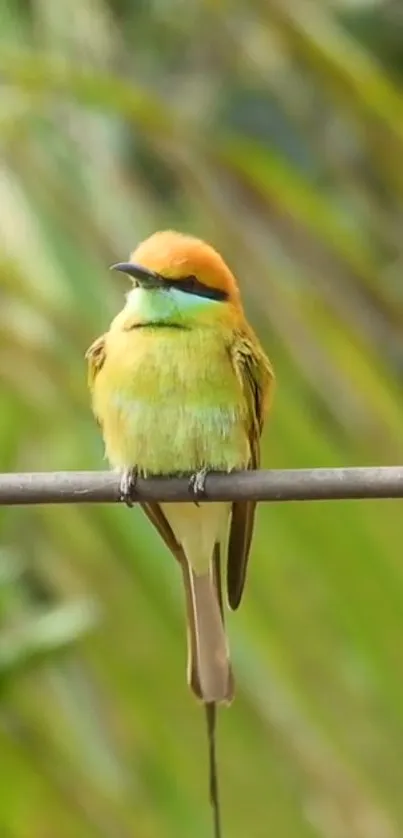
[181, 545, 234, 704]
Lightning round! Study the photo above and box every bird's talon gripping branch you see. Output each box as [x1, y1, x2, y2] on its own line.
[189, 467, 209, 504]
[119, 467, 138, 507]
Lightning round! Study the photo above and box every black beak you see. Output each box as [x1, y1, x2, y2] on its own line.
[110, 262, 163, 287]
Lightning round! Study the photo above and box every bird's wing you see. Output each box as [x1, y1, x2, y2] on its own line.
[85, 334, 107, 425]
[227, 329, 274, 610]
[86, 334, 107, 388]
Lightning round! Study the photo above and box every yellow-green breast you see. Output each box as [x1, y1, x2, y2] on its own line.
[93, 325, 250, 475]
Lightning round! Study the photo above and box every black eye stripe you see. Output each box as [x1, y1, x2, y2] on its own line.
[164, 275, 228, 301]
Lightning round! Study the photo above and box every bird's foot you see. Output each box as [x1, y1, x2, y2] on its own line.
[119, 467, 138, 508]
[188, 467, 209, 506]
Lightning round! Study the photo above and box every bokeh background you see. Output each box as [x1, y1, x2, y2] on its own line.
[2, 0, 403, 836]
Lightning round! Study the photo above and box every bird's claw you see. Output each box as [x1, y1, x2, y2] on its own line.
[120, 467, 138, 508]
[189, 467, 209, 505]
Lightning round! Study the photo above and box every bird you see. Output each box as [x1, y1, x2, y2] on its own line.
[86, 230, 274, 833]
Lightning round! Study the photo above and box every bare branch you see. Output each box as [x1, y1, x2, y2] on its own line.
[0, 467, 402, 506]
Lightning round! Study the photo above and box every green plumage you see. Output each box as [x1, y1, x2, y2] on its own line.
[87, 259, 274, 706]
[91, 325, 251, 476]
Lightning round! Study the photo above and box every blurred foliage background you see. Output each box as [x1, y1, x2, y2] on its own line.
[1, 0, 403, 836]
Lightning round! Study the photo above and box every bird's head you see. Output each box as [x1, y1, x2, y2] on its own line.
[111, 231, 243, 329]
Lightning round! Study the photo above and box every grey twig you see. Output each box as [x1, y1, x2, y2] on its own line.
[0, 467, 402, 506]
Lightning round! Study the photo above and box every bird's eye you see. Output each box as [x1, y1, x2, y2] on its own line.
[182, 275, 199, 293]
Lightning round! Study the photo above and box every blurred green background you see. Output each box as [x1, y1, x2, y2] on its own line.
[1, 0, 403, 836]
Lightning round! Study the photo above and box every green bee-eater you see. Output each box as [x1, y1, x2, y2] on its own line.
[86, 230, 274, 705]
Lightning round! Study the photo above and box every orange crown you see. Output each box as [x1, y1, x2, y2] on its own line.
[130, 231, 241, 304]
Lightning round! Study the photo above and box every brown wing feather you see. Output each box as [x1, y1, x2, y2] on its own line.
[227, 331, 274, 610]
[85, 334, 107, 426]
[86, 334, 107, 387]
